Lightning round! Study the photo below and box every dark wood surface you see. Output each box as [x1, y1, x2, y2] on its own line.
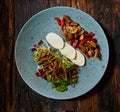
[0, 0, 120, 112]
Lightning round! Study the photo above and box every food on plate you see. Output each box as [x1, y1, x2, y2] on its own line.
[31, 13, 101, 91]
[46, 32, 85, 66]
[59, 42, 76, 60]
[78, 39, 101, 58]
[46, 32, 64, 49]
[31, 40, 79, 92]
[71, 50, 85, 66]
[54, 15, 101, 58]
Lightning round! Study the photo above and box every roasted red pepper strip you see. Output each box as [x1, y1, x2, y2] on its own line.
[70, 39, 75, 46]
[80, 38, 97, 44]
[84, 51, 90, 58]
[70, 39, 79, 48]
[54, 17, 61, 26]
[54, 16, 65, 29]
[84, 32, 95, 38]
[61, 16, 65, 29]
[72, 39, 79, 48]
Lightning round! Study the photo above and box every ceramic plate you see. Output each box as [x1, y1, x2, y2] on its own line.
[15, 6, 109, 99]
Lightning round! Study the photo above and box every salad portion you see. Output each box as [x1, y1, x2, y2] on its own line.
[31, 40, 79, 92]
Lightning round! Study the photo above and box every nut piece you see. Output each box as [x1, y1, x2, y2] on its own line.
[78, 28, 85, 35]
[94, 48, 100, 58]
[79, 34, 84, 40]
[66, 26, 78, 34]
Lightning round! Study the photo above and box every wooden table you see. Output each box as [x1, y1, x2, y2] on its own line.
[0, 0, 120, 112]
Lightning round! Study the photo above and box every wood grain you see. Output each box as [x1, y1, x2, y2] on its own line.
[0, 0, 120, 112]
[0, 0, 15, 112]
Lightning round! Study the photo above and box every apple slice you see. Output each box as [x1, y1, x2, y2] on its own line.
[46, 32, 64, 49]
[60, 42, 76, 60]
[71, 50, 85, 66]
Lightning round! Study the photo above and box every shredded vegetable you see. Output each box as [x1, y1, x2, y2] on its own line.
[31, 41, 79, 92]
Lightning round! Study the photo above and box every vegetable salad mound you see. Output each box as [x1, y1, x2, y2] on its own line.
[31, 41, 79, 92]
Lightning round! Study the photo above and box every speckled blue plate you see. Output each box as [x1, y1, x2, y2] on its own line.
[15, 6, 109, 100]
